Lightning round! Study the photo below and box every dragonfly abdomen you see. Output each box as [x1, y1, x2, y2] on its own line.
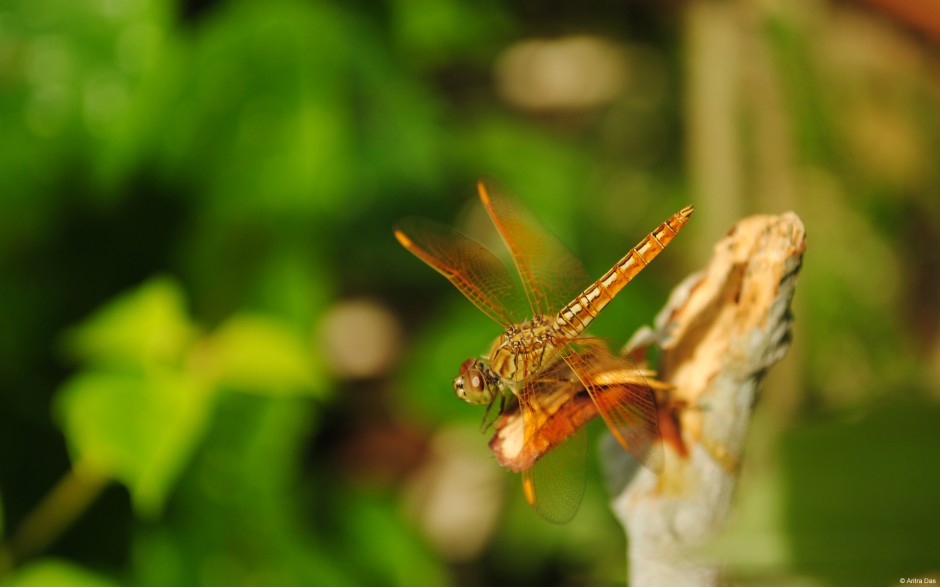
[553, 205, 694, 339]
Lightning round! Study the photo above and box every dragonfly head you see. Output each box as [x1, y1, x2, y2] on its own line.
[454, 358, 500, 405]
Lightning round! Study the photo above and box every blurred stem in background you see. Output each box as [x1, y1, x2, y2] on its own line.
[1, 459, 109, 575]
[684, 0, 744, 252]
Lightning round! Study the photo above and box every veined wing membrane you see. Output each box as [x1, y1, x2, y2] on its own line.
[517, 374, 589, 524]
[521, 427, 588, 524]
[477, 179, 589, 318]
[560, 342, 663, 472]
[395, 218, 526, 327]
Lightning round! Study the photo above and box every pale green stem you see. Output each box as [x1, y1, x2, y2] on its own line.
[0, 459, 110, 577]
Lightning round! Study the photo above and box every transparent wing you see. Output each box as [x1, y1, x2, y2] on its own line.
[560, 341, 663, 472]
[517, 373, 589, 523]
[395, 217, 526, 327]
[521, 426, 588, 524]
[476, 178, 590, 318]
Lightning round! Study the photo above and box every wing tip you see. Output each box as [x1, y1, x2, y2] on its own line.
[644, 441, 665, 474]
[476, 178, 492, 206]
[522, 476, 537, 506]
[393, 229, 414, 249]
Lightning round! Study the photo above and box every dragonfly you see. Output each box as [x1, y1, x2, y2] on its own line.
[395, 179, 693, 522]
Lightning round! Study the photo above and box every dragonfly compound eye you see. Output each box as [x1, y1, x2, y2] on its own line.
[453, 359, 494, 405]
[458, 358, 476, 376]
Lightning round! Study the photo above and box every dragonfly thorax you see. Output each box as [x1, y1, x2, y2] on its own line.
[488, 315, 562, 382]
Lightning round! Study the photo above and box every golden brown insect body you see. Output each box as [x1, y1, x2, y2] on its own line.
[456, 204, 694, 406]
[394, 178, 695, 523]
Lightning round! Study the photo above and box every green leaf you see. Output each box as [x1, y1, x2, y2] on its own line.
[54, 368, 214, 516]
[61, 277, 195, 368]
[207, 314, 323, 397]
[3, 559, 119, 587]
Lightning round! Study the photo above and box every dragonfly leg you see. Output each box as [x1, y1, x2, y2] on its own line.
[479, 383, 512, 432]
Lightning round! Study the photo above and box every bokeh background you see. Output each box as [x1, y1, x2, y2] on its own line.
[1, 0, 939, 585]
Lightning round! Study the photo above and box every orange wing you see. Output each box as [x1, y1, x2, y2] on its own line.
[509, 343, 662, 522]
[477, 179, 589, 318]
[395, 217, 526, 327]
[560, 341, 663, 473]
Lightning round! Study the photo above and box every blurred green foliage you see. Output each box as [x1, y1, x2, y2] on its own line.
[53, 276, 321, 517]
[782, 403, 940, 583]
[3, 559, 119, 587]
[1, 0, 939, 585]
